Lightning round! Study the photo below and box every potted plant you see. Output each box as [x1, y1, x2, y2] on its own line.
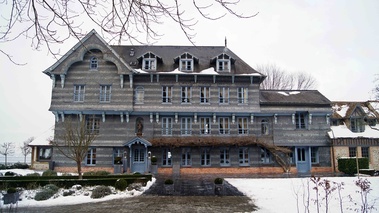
[164, 178, 174, 195]
[214, 177, 224, 196]
[3, 187, 20, 205]
[150, 156, 158, 174]
[114, 156, 123, 174]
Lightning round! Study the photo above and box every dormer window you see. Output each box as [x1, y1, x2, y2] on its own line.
[90, 57, 98, 69]
[350, 107, 365, 133]
[216, 53, 231, 72]
[141, 52, 157, 71]
[178, 53, 197, 71]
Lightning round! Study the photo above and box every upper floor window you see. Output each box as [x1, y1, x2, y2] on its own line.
[135, 86, 144, 104]
[238, 117, 248, 135]
[261, 119, 269, 135]
[74, 85, 85, 102]
[178, 52, 196, 71]
[295, 112, 307, 129]
[162, 117, 173, 136]
[181, 86, 192, 103]
[86, 148, 96, 165]
[99, 85, 111, 102]
[219, 117, 230, 134]
[237, 87, 248, 104]
[90, 57, 98, 69]
[219, 87, 229, 104]
[181, 117, 192, 135]
[351, 118, 364, 133]
[86, 116, 100, 134]
[141, 52, 157, 70]
[162, 86, 172, 103]
[200, 117, 211, 135]
[200, 87, 210, 104]
[216, 53, 231, 72]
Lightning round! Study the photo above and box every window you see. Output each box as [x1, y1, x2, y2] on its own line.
[361, 147, 369, 158]
[182, 148, 191, 166]
[260, 147, 271, 163]
[351, 118, 364, 133]
[38, 147, 52, 161]
[311, 147, 319, 164]
[220, 148, 230, 166]
[239, 147, 249, 166]
[162, 117, 173, 136]
[295, 112, 307, 129]
[238, 117, 248, 134]
[200, 87, 210, 103]
[179, 53, 194, 71]
[216, 54, 231, 72]
[237, 87, 248, 104]
[200, 148, 211, 166]
[142, 52, 157, 70]
[133, 148, 145, 162]
[135, 86, 144, 104]
[181, 117, 192, 135]
[86, 148, 96, 165]
[200, 117, 211, 135]
[162, 86, 172, 103]
[113, 148, 123, 165]
[219, 117, 230, 134]
[181, 86, 192, 103]
[162, 148, 172, 166]
[297, 148, 306, 162]
[74, 85, 85, 102]
[90, 57, 98, 69]
[261, 119, 269, 135]
[86, 116, 100, 134]
[219, 87, 229, 104]
[349, 147, 356, 157]
[99, 85, 111, 102]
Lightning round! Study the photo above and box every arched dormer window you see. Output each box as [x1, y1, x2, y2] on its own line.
[216, 53, 231, 72]
[175, 52, 198, 72]
[90, 57, 98, 70]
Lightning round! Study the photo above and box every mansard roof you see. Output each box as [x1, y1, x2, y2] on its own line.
[260, 90, 331, 106]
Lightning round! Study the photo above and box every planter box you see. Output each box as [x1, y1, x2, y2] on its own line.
[164, 184, 174, 195]
[114, 165, 122, 174]
[214, 184, 224, 196]
[150, 165, 158, 174]
[3, 192, 20, 204]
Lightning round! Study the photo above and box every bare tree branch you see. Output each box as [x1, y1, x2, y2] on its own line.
[0, 142, 15, 166]
[20, 137, 34, 164]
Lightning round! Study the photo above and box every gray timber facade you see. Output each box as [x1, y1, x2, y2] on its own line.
[40, 30, 333, 176]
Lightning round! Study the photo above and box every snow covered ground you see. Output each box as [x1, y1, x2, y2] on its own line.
[1, 169, 378, 213]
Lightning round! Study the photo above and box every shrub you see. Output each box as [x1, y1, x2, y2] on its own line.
[42, 169, 57, 176]
[27, 182, 39, 190]
[4, 171, 16, 176]
[214, 178, 223, 184]
[151, 156, 157, 165]
[7, 187, 17, 194]
[164, 179, 173, 185]
[63, 189, 75, 196]
[83, 171, 110, 176]
[91, 185, 112, 199]
[338, 158, 369, 176]
[115, 178, 128, 191]
[26, 173, 41, 177]
[12, 162, 29, 169]
[34, 184, 59, 201]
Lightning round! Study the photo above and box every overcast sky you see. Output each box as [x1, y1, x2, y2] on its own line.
[0, 0, 378, 159]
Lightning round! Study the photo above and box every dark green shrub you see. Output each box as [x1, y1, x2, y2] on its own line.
[133, 172, 141, 175]
[94, 171, 110, 176]
[151, 156, 157, 165]
[42, 169, 57, 176]
[12, 162, 29, 169]
[214, 177, 223, 184]
[164, 179, 173, 185]
[26, 173, 41, 177]
[7, 187, 17, 194]
[115, 178, 128, 191]
[26, 182, 39, 190]
[4, 171, 16, 176]
[114, 157, 123, 164]
[338, 157, 369, 175]
[34, 184, 59, 201]
[91, 185, 112, 199]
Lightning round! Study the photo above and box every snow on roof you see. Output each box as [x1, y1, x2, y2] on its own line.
[328, 124, 379, 139]
[332, 104, 349, 117]
[133, 67, 261, 76]
[29, 127, 54, 146]
[277, 91, 301, 96]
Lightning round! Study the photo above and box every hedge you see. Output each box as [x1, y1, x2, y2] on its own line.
[338, 157, 369, 176]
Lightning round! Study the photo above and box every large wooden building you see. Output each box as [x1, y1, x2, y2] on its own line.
[37, 30, 334, 176]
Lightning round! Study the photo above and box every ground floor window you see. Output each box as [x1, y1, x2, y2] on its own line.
[239, 147, 249, 166]
[361, 147, 369, 159]
[201, 148, 211, 166]
[260, 147, 271, 163]
[220, 148, 230, 166]
[349, 147, 356, 157]
[311, 147, 319, 164]
[38, 147, 52, 161]
[182, 148, 191, 166]
[113, 148, 123, 165]
[162, 148, 172, 166]
[86, 148, 96, 165]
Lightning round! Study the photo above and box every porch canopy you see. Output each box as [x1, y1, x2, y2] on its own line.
[123, 137, 152, 148]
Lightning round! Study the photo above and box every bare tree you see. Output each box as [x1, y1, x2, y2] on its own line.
[0, 142, 15, 166]
[1, 0, 258, 63]
[20, 137, 34, 164]
[257, 63, 317, 90]
[53, 115, 98, 179]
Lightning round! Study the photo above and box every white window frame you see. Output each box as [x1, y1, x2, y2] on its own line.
[238, 117, 248, 135]
[219, 117, 230, 134]
[200, 117, 211, 135]
[200, 86, 210, 104]
[217, 59, 230, 72]
[180, 59, 193, 71]
[162, 117, 173, 136]
[239, 147, 249, 166]
[181, 117, 192, 135]
[219, 87, 229, 104]
[135, 86, 144, 104]
[181, 86, 192, 103]
[162, 86, 173, 103]
[74, 85, 85, 102]
[220, 148, 230, 166]
[295, 112, 307, 129]
[200, 148, 211, 166]
[142, 58, 156, 70]
[90, 57, 98, 70]
[181, 148, 191, 166]
[86, 148, 96, 165]
[260, 147, 271, 164]
[99, 85, 111, 102]
[237, 87, 248, 104]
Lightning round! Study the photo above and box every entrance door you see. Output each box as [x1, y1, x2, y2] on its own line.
[131, 145, 147, 173]
[296, 147, 311, 173]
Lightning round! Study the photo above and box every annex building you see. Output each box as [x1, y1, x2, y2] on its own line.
[31, 30, 335, 176]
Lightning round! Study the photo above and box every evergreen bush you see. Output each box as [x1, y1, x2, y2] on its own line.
[115, 178, 128, 191]
[42, 169, 57, 176]
[34, 184, 59, 201]
[91, 185, 112, 199]
[338, 157, 369, 175]
[4, 171, 16, 176]
[214, 177, 223, 184]
[164, 179, 173, 185]
[26, 173, 41, 177]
